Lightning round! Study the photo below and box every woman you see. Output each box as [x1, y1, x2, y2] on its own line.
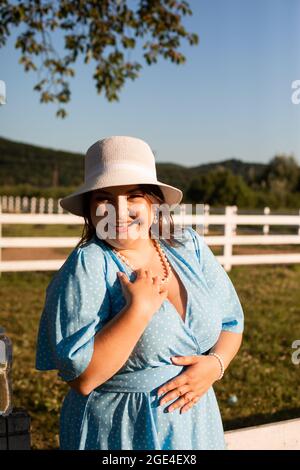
[35, 135, 244, 450]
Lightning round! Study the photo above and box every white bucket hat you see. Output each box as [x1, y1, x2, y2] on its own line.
[60, 135, 183, 217]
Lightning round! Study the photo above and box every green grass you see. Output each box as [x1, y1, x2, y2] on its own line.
[215, 263, 300, 431]
[3, 224, 83, 237]
[0, 264, 300, 449]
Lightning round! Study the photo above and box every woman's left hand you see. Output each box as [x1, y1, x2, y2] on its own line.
[156, 355, 222, 414]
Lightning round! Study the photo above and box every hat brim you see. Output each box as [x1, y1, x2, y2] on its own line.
[59, 181, 183, 217]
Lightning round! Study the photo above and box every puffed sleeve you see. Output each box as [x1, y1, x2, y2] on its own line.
[188, 227, 244, 334]
[35, 244, 111, 382]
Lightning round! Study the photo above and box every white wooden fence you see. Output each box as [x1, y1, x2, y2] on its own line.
[0, 195, 65, 214]
[1, 205, 300, 273]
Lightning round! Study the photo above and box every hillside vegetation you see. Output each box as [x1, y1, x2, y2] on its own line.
[1, 136, 300, 209]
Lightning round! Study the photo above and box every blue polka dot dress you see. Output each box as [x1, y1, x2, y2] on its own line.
[35, 226, 244, 450]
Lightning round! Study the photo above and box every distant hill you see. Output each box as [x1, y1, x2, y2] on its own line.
[0, 135, 267, 191]
[0, 136, 84, 187]
[191, 159, 268, 184]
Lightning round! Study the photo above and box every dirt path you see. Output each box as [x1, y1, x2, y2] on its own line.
[2, 248, 71, 260]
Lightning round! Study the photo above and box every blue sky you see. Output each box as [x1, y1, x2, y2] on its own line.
[0, 0, 300, 166]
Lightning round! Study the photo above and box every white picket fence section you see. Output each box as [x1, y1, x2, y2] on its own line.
[2, 195, 300, 234]
[1, 205, 300, 273]
[0, 195, 65, 214]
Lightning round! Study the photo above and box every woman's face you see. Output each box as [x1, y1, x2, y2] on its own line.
[89, 184, 158, 248]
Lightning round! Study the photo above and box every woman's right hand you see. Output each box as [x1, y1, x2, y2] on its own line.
[117, 268, 168, 319]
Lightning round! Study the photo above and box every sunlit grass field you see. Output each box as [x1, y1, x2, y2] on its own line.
[1, 233, 300, 448]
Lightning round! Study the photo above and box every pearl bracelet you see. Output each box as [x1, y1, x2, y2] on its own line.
[208, 352, 225, 380]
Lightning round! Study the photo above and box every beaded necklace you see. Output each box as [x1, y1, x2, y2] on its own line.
[112, 238, 172, 285]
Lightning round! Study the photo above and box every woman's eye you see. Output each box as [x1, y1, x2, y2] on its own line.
[129, 194, 144, 199]
[94, 194, 144, 202]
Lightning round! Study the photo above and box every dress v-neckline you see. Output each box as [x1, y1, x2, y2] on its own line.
[99, 235, 190, 327]
[159, 239, 190, 327]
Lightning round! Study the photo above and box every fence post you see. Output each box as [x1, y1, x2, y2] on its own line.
[223, 206, 235, 272]
[179, 203, 186, 229]
[39, 197, 45, 214]
[263, 207, 270, 234]
[2, 195, 7, 212]
[8, 196, 14, 213]
[48, 198, 54, 214]
[30, 197, 36, 213]
[232, 205, 238, 236]
[15, 196, 21, 213]
[57, 198, 63, 214]
[204, 204, 210, 234]
[22, 196, 29, 213]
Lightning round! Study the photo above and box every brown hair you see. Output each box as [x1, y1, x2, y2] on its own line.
[74, 184, 186, 250]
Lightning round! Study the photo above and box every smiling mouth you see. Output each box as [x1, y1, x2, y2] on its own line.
[112, 222, 134, 227]
[112, 219, 141, 227]
[109, 220, 139, 230]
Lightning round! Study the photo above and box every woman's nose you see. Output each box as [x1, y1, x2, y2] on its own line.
[115, 196, 130, 221]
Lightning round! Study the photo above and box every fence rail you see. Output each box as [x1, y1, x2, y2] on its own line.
[1, 205, 300, 273]
[224, 417, 300, 450]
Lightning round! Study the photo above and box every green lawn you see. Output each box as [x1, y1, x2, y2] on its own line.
[3, 223, 83, 237]
[0, 263, 300, 449]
